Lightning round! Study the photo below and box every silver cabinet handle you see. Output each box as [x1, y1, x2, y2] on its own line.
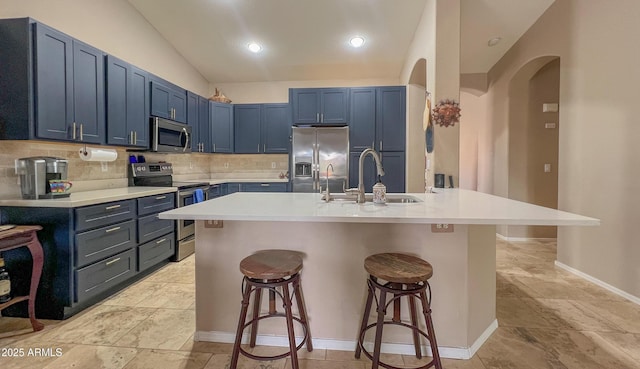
[155, 195, 167, 200]
[105, 226, 121, 233]
[260, 183, 270, 187]
[129, 131, 133, 145]
[106, 257, 121, 266]
[380, 140, 383, 151]
[213, 143, 216, 152]
[72, 122, 77, 140]
[316, 113, 319, 122]
[257, 144, 260, 152]
[321, 113, 324, 123]
[134, 131, 137, 144]
[79, 123, 84, 141]
[156, 238, 167, 244]
[105, 204, 121, 210]
[263, 144, 265, 152]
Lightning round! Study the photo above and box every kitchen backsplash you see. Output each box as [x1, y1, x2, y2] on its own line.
[0, 141, 288, 198]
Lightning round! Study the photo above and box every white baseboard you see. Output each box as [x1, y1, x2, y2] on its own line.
[195, 320, 499, 360]
[496, 234, 557, 242]
[555, 261, 640, 306]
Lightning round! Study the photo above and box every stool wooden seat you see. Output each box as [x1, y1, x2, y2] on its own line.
[0, 225, 45, 332]
[356, 253, 442, 369]
[230, 250, 312, 369]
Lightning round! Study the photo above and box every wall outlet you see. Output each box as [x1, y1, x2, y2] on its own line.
[101, 162, 108, 172]
[224, 162, 229, 168]
[544, 164, 551, 173]
[431, 224, 454, 233]
[542, 103, 559, 112]
[189, 162, 193, 169]
[205, 220, 224, 228]
[544, 122, 556, 129]
[271, 162, 276, 169]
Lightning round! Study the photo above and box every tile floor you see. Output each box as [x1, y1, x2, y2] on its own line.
[1, 239, 640, 368]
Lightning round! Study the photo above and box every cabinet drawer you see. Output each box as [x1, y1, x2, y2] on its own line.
[242, 183, 288, 192]
[75, 199, 136, 232]
[138, 213, 174, 244]
[75, 219, 136, 268]
[137, 193, 175, 216]
[75, 248, 136, 302]
[138, 233, 175, 272]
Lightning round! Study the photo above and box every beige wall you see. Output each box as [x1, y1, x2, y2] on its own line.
[477, 0, 640, 298]
[0, 0, 209, 95]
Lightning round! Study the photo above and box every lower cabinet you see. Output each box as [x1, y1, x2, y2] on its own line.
[75, 248, 136, 302]
[241, 183, 288, 192]
[138, 233, 175, 273]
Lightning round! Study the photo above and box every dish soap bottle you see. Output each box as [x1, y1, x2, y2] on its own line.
[373, 176, 387, 205]
[0, 257, 10, 303]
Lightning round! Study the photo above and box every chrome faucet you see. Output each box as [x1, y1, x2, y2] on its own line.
[347, 148, 385, 203]
[323, 163, 334, 202]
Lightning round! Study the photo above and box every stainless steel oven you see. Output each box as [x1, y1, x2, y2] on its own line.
[128, 162, 209, 261]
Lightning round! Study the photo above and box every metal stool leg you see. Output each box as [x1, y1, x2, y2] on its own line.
[420, 289, 443, 369]
[355, 280, 375, 359]
[408, 293, 422, 359]
[371, 288, 388, 369]
[293, 277, 313, 351]
[230, 278, 253, 369]
[282, 282, 300, 369]
[249, 287, 262, 347]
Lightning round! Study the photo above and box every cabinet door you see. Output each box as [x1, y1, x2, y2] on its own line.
[170, 89, 187, 123]
[234, 104, 261, 153]
[381, 151, 405, 193]
[72, 40, 105, 144]
[262, 103, 291, 153]
[129, 66, 149, 147]
[106, 55, 129, 146]
[211, 102, 233, 153]
[33, 23, 74, 140]
[187, 91, 199, 151]
[349, 88, 376, 151]
[198, 96, 211, 152]
[376, 87, 406, 152]
[349, 151, 376, 192]
[291, 89, 320, 124]
[150, 81, 171, 119]
[320, 88, 348, 124]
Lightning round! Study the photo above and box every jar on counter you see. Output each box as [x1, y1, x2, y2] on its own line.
[373, 176, 387, 205]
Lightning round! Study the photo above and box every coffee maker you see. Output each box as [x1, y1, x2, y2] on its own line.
[15, 157, 70, 199]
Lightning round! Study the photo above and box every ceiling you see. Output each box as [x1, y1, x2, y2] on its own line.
[127, 0, 555, 84]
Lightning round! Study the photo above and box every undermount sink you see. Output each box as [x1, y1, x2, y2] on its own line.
[322, 193, 423, 204]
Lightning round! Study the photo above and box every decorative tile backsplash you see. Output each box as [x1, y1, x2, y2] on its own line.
[0, 140, 288, 198]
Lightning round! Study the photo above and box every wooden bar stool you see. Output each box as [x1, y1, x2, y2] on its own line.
[230, 250, 313, 369]
[355, 253, 442, 369]
[0, 225, 45, 332]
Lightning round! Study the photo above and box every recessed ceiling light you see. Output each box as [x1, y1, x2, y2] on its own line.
[487, 37, 502, 47]
[349, 36, 365, 48]
[247, 42, 262, 53]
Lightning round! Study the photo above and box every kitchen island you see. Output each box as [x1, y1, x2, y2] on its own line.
[159, 190, 598, 359]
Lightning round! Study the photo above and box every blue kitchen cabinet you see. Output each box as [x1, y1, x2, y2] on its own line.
[234, 104, 262, 153]
[241, 183, 288, 192]
[349, 150, 405, 193]
[349, 152, 376, 193]
[197, 96, 211, 152]
[376, 86, 406, 152]
[106, 55, 149, 147]
[150, 77, 187, 123]
[72, 40, 105, 144]
[262, 103, 291, 153]
[349, 88, 376, 151]
[290, 88, 348, 124]
[211, 101, 234, 153]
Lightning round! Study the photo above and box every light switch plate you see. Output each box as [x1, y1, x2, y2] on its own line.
[543, 103, 559, 112]
[205, 220, 224, 228]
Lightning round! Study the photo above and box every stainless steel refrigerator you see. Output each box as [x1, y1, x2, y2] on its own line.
[292, 126, 349, 193]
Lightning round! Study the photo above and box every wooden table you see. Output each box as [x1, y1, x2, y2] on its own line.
[0, 225, 45, 331]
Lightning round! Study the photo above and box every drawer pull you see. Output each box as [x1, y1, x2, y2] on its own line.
[155, 195, 167, 200]
[156, 238, 167, 244]
[106, 257, 121, 266]
[105, 226, 121, 233]
[260, 183, 270, 187]
[105, 205, 121, 210]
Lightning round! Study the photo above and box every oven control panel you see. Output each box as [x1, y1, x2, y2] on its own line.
[130, 163, 173, 177]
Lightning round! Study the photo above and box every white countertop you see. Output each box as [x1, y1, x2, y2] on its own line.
[194, 178, 289, 185]
[159, 189, 600, 226]
[0, 187, 177, 208]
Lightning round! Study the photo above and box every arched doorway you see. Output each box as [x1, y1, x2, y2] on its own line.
[507, 56, 560, 239]
[407, 58, 428, 192]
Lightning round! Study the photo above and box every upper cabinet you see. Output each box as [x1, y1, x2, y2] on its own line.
[106, 55, 149, 147]
[188, 92, 213, 153]
[290, 88, 349, 125]
[234, 104, 291, 154]
[150, 77, 187, 123]
[349, 86, 406, 152]
[211, 101, 234, 153]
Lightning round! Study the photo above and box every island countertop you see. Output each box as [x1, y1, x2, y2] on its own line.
[159, 189, 599, 226]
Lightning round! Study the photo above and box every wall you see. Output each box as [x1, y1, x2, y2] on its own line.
[478, 0, 640, 298]
[0, 0, 209, 95]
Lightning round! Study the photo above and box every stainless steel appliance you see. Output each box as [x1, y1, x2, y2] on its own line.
[291, 126, 349, 193]
[15, 157, 69, 199]
[150, 117, 192, 153]
[128, 162, 209, 261]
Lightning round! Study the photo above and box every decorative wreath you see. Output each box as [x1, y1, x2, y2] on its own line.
[432, 99, 461, 127]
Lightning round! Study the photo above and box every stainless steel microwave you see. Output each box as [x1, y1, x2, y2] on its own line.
[151, 117, 192, 153]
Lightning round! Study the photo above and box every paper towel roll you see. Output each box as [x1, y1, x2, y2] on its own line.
[78, 147, 118, 162]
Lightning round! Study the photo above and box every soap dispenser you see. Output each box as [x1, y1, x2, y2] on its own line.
[372, 176, 387, 205]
